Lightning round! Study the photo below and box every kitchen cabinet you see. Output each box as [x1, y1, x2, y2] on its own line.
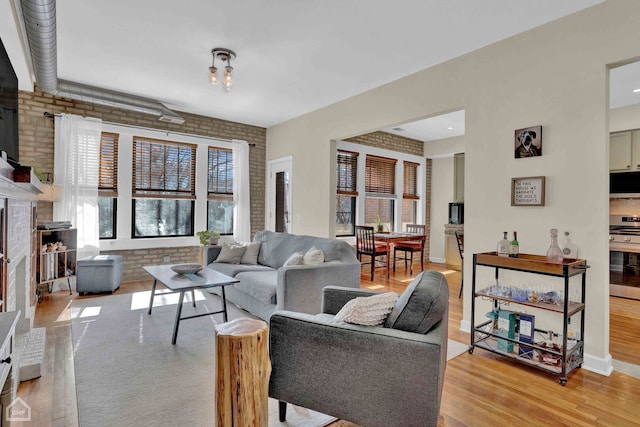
[469, 252, 587, 385]
[610, 130, 640, 172]
[444, 225, 463, 270]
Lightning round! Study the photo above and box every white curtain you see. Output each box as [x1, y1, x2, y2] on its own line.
[54, 114, 102, 259]
[232, 140, 251, 242]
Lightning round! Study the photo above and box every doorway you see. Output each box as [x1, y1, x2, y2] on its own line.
[608, 59, 640, 371]
[267, 157, 292, 232]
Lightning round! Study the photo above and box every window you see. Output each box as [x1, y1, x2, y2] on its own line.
[402, 161, 419, 227]
[207, 147, 233, 235]
[132, 137, 196, 237]
[336, 150, 358, 236]
[365, 155, 397, 231]
[98, 132, 118, 239]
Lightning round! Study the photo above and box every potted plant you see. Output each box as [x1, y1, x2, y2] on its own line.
[196, 230, 221, 246]
[375, 216, 384, 233]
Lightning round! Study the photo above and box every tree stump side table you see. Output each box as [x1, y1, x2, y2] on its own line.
[215, 318, 271, 427]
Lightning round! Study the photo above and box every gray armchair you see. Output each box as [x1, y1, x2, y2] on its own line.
[268, 271, 449, 427]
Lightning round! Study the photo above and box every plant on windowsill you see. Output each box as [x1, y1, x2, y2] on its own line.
[375, 216, 384, 233]
[196, 230, 221, 246]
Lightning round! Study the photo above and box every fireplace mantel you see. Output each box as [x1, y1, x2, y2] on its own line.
[0, 158, 45, 199]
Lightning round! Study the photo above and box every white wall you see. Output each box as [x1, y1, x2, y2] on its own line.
[425, 135, 466, 262]
[429, 157, 454, 262]
[267, 1, 640, 374]
[424, 135, 465, 158]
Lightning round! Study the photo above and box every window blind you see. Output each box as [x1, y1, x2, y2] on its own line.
[337, 150, 358, 196]
[403, 161, 419, 200]
[365, 154, 396, 195]
[132, 136, 196, 199]
[99, 132, 119, 197]
[207, 147, 233, 201]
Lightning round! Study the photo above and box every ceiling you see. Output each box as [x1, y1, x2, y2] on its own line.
[385, 58, 640, 143]
[17, 0, 634, 141]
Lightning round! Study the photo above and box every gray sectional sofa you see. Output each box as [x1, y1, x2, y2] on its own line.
[204, 230, 361, 321]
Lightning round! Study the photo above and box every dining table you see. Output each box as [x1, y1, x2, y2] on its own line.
[373, 232, 426, 278]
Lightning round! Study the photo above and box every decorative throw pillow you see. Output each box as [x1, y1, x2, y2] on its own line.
[213, 243, 247, 264]
[384, 270, 449, 334]
[334, 292, 399, 326]
[239, 242, 261, 265]
[303, 246, 324, 265]
[284, 252, 304, 266]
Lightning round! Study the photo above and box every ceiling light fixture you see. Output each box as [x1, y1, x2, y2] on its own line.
[209, 48, 236, 92]
[634, 88, 640, 93]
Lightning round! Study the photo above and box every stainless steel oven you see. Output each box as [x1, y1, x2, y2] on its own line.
[610, 215, 640, 300]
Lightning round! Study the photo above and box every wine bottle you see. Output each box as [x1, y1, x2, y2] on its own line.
[497, 231, 510, 257]
[510, 231, 519, 258]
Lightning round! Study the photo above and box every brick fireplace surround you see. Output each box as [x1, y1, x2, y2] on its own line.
[0, 160, 42, 413]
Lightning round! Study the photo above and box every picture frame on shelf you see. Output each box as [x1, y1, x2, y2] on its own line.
[511, 176, 546, 206]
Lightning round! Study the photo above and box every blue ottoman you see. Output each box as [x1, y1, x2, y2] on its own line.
[77, 255, 123, 295]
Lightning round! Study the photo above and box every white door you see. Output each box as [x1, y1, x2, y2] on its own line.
[267, 157, 292, 232]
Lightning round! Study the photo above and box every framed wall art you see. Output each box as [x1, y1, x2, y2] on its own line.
[514, 125, 542, 158]
[511, 176, 545, 206]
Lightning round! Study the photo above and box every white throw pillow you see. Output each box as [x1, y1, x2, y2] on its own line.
[214, 243, 247, 264]
[334, 292, 399, 326]
[284, 252, 304, 266]
[239, 242, 261, 265]
[303, 246, 324, 265]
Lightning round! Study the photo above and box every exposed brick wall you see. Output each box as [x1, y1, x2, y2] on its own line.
[101, 247, 202, 282]
[19, 88, 266, 282]
[345, 131, 424, 156]
[6, 198, 35, 331]
[345, 131, 432, 260]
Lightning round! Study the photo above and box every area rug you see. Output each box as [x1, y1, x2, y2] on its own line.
[71, 290, 464, 426]
[447, 338, 469, 361]
[71, 290, 335, 427]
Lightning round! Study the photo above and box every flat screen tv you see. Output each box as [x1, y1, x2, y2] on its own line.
[0, 37, 19, 164]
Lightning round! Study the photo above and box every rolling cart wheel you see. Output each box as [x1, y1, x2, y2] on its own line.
[468, 346, 474, 354]
[559, 377, 567, 386]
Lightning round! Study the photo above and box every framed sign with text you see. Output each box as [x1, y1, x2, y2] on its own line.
[511, 176, 545, 206]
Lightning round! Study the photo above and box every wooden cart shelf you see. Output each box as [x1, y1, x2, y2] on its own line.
[474, 290, 585, 316]
[470, 251, 587, 386]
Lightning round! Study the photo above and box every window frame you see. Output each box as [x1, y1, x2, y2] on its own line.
[207, 147, 234, 236]
[98, 132, 119, 240]
[335, 140, 426, 237]
[336, 150, 359, 237]
[131, 136, 197, 239]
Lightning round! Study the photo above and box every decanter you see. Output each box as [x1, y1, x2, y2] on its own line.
[546, 228, 563, 263]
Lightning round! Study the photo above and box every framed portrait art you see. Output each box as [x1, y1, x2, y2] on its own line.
[514, 125, 542, 159]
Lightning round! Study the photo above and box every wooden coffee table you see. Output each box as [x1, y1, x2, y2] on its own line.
[143, 265, 239, 344]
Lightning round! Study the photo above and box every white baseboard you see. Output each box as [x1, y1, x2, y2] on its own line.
[429, 257, 445, 263]
[460, 319, 471, 333]
[582, 352, 613, 376]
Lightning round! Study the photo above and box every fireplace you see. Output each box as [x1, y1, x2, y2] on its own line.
[0, 159, 46, 416]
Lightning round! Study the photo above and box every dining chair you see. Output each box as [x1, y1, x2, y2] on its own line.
[393, 224, 426, 275]
[455, 230, 464, 298]
[355, 225, 388, 280]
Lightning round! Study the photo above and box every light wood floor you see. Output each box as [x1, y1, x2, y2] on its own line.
[17, 261, 640, 426]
